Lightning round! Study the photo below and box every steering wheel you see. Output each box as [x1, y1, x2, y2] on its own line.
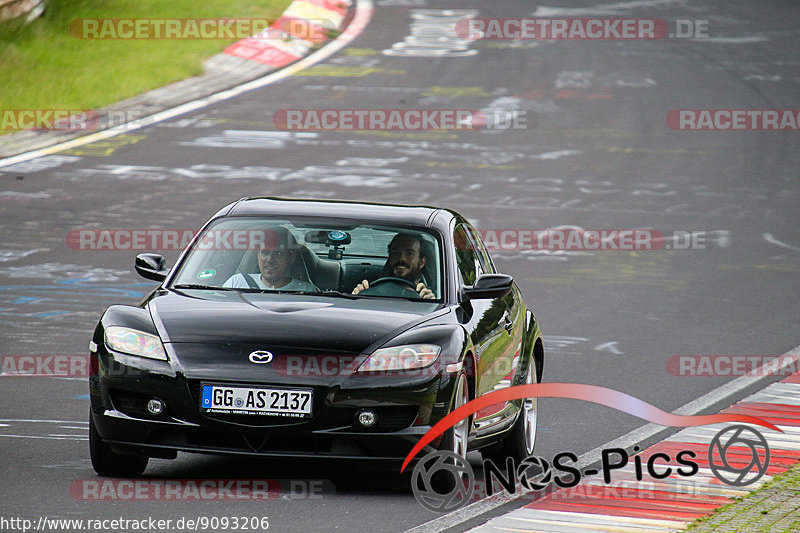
[358, 277, 421, 298]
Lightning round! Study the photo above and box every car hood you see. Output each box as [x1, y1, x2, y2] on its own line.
[148, 289, 445, 353]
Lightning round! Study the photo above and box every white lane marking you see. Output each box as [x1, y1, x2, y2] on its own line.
[0, 249, 46, 263]
[614, 77, 657, 87]
[492, 250, 593, 262]
[0, 155, 81, 173]
[748, 382, 800, 401]
[0, 419, 87, 424]
[743, 75, 783, 82]
[0, 0, 374, 169]
[39, 459, 92, 470]
[180, 130, 318, 149]
[594, 341, 623, 355]
[763, 233, 800, 252]
[531, 150, 582, 160]
[404, 344, 800, 533]
[0, 434, 88, 440]
[695, 36, 769, 44]
[383, 9, 479, 57]
[335, 157, 409, 167]
[534, 0, 681, 16]
[0, 191, 50, 199]
[0, 262, 128, 281]
[42, 460, 92, 469]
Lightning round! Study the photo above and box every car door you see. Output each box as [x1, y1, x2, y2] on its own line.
[453, 223, 515, 435]
[467, 224, 525, 388]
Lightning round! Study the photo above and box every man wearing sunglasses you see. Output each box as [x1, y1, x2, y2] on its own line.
[223, 227, 318, 291]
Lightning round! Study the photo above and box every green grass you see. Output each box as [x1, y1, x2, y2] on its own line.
[685, 461, 800, 532]
[0, 0, 291, 115]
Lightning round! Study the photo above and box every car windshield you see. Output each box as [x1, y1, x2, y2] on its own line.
[170, 217, 444, 302]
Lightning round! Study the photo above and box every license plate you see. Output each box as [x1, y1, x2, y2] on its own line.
[200, 383, 313, 418]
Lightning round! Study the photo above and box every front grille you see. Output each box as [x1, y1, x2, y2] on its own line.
[185, 380, 419, 432]
[186, 380, 352, 429]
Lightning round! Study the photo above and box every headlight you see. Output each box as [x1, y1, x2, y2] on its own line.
[104, 326, 167, 361]
[358, 344, 441, 372]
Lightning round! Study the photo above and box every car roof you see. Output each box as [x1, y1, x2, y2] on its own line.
[221, 197, 457, 229]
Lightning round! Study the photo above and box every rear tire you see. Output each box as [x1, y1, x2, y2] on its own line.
[89, 414, 148, 477]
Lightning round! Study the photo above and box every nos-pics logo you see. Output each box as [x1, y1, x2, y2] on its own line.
[411, 425, 770, 513]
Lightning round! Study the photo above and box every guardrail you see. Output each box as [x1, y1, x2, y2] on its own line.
[0, 0, 45, 22]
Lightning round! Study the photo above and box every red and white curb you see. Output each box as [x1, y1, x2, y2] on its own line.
[468, 372, 800, 532]
[224, 0, 350, 67]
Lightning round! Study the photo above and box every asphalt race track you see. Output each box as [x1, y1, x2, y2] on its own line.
[1, 0, 799, 531]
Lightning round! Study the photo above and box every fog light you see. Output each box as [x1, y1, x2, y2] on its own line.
[147, 399, 164, 415]
[357, 409, 376, 428]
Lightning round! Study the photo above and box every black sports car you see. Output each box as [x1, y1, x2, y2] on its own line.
[89, 197, 544, 476]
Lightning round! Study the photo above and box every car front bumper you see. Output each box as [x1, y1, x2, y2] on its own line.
[90, 347, 458, 461]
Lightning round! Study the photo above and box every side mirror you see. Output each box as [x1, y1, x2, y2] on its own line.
[135, 253, 169, 282]
[462, 274, 513, 301]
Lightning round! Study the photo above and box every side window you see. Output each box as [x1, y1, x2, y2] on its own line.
[466, 226, 496, 274]
[453, 224, 482, 286]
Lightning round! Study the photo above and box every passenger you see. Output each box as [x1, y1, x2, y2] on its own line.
[224, 227, 317, 291]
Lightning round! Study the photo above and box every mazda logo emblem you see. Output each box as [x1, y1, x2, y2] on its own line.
[248, 351, 274, 364]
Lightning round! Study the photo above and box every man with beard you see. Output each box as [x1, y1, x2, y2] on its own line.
[351, 233, 435, 299]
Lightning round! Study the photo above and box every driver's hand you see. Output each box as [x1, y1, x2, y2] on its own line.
[352, 279, 369, 295]
[417, 282, 435, 300]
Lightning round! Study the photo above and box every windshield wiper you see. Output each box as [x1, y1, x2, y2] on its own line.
[172, 284, 237, 291]
[358, 293, 430, 302]
[295, 290, 360, 300]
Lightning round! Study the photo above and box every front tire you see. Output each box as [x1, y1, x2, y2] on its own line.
[487, 358, 538, 464]
[432, 370, 471, 492]
[439, 370, 470, 458]
[89, 414, 148, 477]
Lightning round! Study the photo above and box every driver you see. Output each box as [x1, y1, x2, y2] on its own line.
[223, 227, 318, 291]
[352, 233, 435, 299]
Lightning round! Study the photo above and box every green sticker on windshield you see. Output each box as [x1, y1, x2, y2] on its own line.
[197, 269, 216, 279]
